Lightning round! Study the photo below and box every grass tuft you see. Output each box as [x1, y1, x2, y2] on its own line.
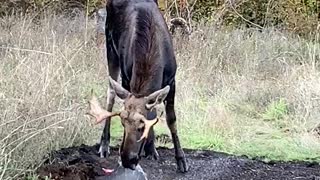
[262, 98, 288, 121]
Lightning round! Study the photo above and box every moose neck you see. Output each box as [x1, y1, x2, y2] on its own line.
[129, 6, 163, 97]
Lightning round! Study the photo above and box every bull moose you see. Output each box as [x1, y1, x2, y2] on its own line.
[88, 0, 188, 173]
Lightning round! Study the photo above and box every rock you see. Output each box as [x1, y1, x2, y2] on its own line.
[102, 164, 147, 180]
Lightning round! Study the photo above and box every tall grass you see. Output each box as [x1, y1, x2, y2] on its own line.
[0, 12, 108, 179]
[171, 27, 320, 161]
[0, 13, 319, 179]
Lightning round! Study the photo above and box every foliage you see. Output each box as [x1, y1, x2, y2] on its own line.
[1, 0, 318, 37]
[191, 0, 224, 22]
[221, 0, 319, 37]
[174, 0, 319, 38]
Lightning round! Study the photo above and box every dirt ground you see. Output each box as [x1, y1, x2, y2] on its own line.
[36, 144, 320, 180]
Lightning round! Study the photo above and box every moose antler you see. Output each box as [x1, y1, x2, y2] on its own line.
[135, 113, 159, 142]
[87, 95, 120, 124]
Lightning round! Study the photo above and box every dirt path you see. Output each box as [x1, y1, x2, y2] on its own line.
[36, 144, 320, 180]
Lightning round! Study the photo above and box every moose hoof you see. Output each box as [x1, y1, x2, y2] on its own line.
[176, 157, 188, 173]
[99, 143, 110, 158]
[146, 153, 159, 160]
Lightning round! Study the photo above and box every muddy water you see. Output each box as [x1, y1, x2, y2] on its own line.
[36, 144, 320, 180]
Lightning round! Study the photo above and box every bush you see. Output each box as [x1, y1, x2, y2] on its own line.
[221, 0, 319, 38]
[169, 0, 319, 38]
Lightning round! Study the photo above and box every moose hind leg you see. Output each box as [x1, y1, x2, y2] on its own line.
[165, 82, 188, 172]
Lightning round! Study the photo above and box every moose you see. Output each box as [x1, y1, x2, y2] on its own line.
[88, 0, 188, 173]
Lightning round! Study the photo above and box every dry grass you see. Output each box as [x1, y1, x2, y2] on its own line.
[171, 27, 320, 160]
[0, 12, 320, 179]
[0, 13, 108, 179]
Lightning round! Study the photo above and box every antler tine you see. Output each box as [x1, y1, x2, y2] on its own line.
[137, 114, 159, 142]
[87, 95, 120, 124]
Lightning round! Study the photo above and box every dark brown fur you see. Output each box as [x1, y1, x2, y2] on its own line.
[130, 7, 157, 96]
[99, 0, 188, 172]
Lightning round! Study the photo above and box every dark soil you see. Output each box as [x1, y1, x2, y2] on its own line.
[36, 144, 320, 180]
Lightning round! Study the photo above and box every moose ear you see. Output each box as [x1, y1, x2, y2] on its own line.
[145, 86, 170, 110]
[108, 76, 130, 99]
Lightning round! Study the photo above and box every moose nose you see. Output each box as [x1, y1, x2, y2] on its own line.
[121, 152, 139, 170]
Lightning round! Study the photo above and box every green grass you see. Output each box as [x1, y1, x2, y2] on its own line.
[0, 12, 320, 179]
[261, 98, 289, 121]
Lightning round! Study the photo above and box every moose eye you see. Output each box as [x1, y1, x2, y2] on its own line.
[137, 122, 145, 132]
[137, 127, 144, 133]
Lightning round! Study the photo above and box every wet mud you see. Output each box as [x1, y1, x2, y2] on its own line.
[36, 144, 320, 180]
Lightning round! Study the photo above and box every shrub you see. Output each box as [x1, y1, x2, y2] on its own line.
[168, 0, 319, 38]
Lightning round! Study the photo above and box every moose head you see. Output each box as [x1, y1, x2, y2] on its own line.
[88, 77, 170, 169]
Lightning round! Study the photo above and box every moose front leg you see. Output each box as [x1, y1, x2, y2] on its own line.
[165, 82, 188, 173]
[99, 46, 120, 158]
[144, 109, 159, 160]
[99, 87, 116, 158]
[144, 126, 159, 160]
